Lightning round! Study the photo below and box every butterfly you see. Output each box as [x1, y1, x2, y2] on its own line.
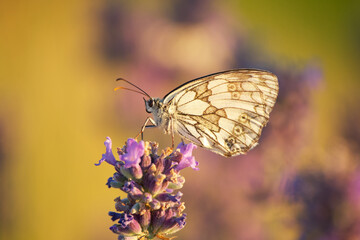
[116, 69, 279, 157]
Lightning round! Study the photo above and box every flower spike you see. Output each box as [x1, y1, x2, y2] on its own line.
[96, 138, 198, 239]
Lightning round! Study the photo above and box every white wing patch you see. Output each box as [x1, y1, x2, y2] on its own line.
[207, 79, 227, 89]
[177, 99, 210, 115]
[176, 91, 196, 106]
[183, 123, 201, 139]
[160, 69, 279, 157]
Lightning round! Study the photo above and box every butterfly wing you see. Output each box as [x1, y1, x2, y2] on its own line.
[163, 69, 279, 157]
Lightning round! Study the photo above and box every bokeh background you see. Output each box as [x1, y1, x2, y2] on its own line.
[1, 0, 360, 239]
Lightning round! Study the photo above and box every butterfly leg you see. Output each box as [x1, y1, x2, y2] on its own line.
[135, 117, 157, 140]
[170, 118, 175, 148]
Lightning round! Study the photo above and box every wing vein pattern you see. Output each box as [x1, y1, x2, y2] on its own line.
[164, 69, 279, 157]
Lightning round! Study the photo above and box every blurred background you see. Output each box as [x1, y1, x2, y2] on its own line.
[1, 0, 360, 239]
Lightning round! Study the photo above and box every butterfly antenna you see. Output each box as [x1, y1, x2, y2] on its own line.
[116, 78, 151, 98]
[113, 86, 149, 97]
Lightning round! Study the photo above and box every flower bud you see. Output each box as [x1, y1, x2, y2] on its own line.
[129, 165, 143, 179]
[140, 155, 152, 169]
[149, 199, 161, 210]
[156, 192, 182, 203]
[113, 172, 127, 183]
[155, 157, 165, 174]
[120, 167, 133, 180]
[167, 175, 185, 190]
[148, 163, 157, 174]
[173, 202, 186, 216]
[147, 174, 166, 195]
[149, 142, 159, 155]
[109, 213, 142, 236]
[121, 181, 143, 200]
[141, 192, 152, 204]
[150, 209, 166, 233]
[115, 197, 130, 212]
[168, 151, 183, 164]
[160, 214, 187, 235]
[139, 209, 151, 231]
[130, 203, 141, 214]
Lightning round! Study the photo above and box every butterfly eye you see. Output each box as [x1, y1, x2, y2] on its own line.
[148, 100, 154, 107]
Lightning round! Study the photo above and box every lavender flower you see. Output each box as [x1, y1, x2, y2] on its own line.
[174, 142, 198, 171]
[121, 139, 144, 168]
[96, 137, 198, 239]
[95, 137, 117, 166]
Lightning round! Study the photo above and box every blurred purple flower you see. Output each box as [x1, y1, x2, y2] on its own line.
[174, 142, 198, 171]
[348, 170, 360, 204]
[285, 172, 347, 240]
[121, 139, 144, 168]
[302, 64, 323, 89]
[95, 137, 117, 166]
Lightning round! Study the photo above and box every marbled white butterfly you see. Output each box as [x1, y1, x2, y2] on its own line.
[116, 69, 279, 157]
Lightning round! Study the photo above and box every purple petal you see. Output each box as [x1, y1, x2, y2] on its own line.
[109, 213, 142, 235]
[121, 180, 143, 199]
[118, 213, 134, 227]
[121, 139, 145, 168]
[156, 192, 182, 203]
[109, 211, 123, 221]
[95, 137, 117, 166]
[106, 177, 114, 188]
[160, 213, 187, 234]
[174, 142, 199, 171]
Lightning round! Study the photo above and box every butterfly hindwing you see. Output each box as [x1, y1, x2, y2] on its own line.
[164, 69, 279, 157]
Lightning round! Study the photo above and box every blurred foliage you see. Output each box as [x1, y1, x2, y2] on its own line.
[0, 0, 360, 240]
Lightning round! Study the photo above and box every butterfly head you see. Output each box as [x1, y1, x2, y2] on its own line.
[144, 98, 162, 113]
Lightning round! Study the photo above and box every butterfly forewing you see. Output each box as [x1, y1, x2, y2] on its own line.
[163, 69, 279, 157]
